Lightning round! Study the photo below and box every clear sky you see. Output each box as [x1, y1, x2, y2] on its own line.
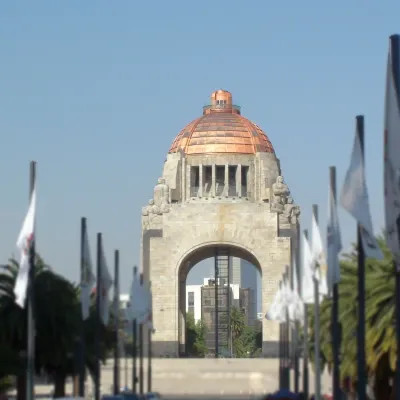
[0, 1, 399, 293]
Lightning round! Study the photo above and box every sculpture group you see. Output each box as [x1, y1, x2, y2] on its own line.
[271, 176, 300, 225]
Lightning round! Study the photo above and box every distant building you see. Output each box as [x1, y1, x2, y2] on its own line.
[230, 257, 258, 326]
[186, 285, 202, 322]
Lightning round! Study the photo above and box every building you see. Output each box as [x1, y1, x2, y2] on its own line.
[230, 257, 258, 326]
[141, 89, 300, 357]
[186, 285, 202, 322]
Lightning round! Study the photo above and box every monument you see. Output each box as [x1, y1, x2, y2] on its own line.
[141, 89, 300, 357]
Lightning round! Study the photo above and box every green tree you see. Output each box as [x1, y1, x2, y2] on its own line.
[0, 256, 116, 399]
[185, 313, 207, 357]
[308, 234, 396, 400]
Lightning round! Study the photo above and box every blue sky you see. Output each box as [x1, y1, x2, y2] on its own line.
[0, 1, 398, 294]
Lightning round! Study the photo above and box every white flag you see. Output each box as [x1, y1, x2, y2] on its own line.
[80, 226, 95, 320]
[265, 283, 285, 321]
[384, 35, 400, 265]
[327, 184, 342, 291]
[311, 214, 328, 297]
[14, 187, 36, 308]
[340, 124, 383, 260]
[301, 234, 314, 304]
[98, 243, 113, 325]
[288, 261, 304, 322]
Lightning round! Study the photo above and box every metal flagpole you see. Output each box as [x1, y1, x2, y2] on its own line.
[292, 226, 300, 393]
[139, 273, 144, 395]
[303, 229, 310, 399]
[113, 250, 120, 395]
[355, 115, 367, 400]
[78, 217, 86, 397]
[94, 233, 102, 400]
[284, 265, 290, 390]
[312, 204, 322, 400]
[132, 266, 138, 393]
[330, 166, 342, 400]
[26, 161, 36, 400]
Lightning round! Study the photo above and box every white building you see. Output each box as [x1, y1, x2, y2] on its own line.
[186, 279, 241, 323]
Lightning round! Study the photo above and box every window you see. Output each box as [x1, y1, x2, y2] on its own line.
[215, 165, 225, 195]
[203, 166, 212, 195]
[188, 291, 195, 307]
[241, 166, 249, 197]
[228, 165, 237, 196]
[190, 166, 200, 196]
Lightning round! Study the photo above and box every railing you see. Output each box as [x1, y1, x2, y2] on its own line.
[189, 185, 250, 198]
[202, 104, 241, 113]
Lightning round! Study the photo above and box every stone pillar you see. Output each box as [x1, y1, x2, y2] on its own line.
[179, 279, 186, 355]
[236, 164, 242, 197]
[211, 164, 216, 197]
[199, 164, 203, 197]
[224, 164, 229, 196]
[182, 157, 186, 202]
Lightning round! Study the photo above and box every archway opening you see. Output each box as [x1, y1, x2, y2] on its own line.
[178, 244, 262, 358]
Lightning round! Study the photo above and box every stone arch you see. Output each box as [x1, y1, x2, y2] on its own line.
[176, 240, 262, 280]
[176, 241, 263, 357]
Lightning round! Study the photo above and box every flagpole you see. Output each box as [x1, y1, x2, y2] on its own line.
[284, 265, 290, 390]
[26, 160, 36, 400]
[302, 229, 310, 400]
[312, 204, 322, 400]
[79, 217, 87, 397]
[139, 273, 144, 395]
[278, 279, 284, 390]
[293, 226, 300, 393]
[147, 282, 153, 393]
[355, 115, 367, 400]
[132, 266, 138, 394]
[113, 250, 120, 395]
[330, 167, 342, 400]
[95, 233, 102, 400]
[389, 33, 400, 400]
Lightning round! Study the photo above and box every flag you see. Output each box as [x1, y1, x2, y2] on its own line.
[384, 35, 400, 265]
[98, 243, 113, 325]
[288, 261, 304, 323]
[311, 213, 328, 297]
[80, 225, 95, 320]
[14, 187, 36, 308]
[265, 283, 285, 321]
[327, 184, 342, 291]
[301, 233, 314, 304]
[340, 123, 383, 260]
[137, 281, 152, 326]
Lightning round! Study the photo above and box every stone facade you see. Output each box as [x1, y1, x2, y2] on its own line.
[141, 149, 300, 357]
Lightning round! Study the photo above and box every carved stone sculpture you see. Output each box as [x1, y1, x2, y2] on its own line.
[271, 176, 290, 213]
[142, 177, 171, 217]
[283, 197, 301, 224]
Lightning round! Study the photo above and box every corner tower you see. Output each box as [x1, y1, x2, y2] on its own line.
[141, 90, 300, 357]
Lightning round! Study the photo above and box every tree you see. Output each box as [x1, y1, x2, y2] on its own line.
[308, 234, 396, 400]
[185, 313, 207, 357]
[0, 256, 116, 398]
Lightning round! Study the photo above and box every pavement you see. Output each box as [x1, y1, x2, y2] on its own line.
[9, 357, 332, 398]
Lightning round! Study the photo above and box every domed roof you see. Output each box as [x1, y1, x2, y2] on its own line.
[169, 90, 274, 155]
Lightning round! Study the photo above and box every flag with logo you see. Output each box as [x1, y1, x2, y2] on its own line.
[14, 187, 36, 308]
[340, 121, 383, 260]
[98, 240, 113, 325]
[80, 223, 95, 320]
[384, 35, 400, 266]
[327, 183, 342, 291]
[311, 213, 328, 297]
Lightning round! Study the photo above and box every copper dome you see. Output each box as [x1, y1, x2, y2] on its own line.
[169, 90, 274, 155]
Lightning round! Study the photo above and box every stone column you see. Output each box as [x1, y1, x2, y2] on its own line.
[199, 164, 203, 197]
[211, 164, 216, 197]
[224, 164, 229, 196]
[182, 158, 186, 202]
[236, 164, 242, 197]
